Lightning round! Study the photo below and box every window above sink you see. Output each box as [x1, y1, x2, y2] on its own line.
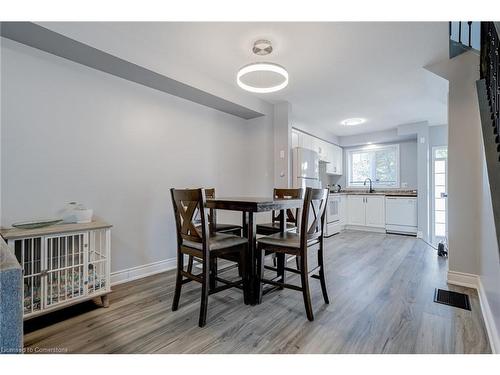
[346, 144, 400, 188]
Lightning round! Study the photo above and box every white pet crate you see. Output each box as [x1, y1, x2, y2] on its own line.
[0, 221, 112, 320]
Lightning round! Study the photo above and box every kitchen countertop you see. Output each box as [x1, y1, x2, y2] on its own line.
[329, 189, 417, 197]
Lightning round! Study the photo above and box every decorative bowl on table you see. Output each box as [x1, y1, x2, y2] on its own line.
[12, 218, 63, 229]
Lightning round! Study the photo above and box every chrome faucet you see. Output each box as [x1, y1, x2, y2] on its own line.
[364, 178, 374, 193]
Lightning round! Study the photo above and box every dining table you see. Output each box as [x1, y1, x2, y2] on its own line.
[206, 196, 303, 305]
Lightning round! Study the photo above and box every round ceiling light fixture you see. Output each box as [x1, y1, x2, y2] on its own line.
[341, 118, 366, 126]
[236, 40, 288, 94]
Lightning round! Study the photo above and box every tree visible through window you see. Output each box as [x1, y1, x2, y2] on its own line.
[347, 145, 399, 187]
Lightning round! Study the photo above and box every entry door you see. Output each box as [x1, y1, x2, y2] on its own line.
[432, 147, 448, 244]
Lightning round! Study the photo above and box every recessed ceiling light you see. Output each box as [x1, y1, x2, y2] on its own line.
[341, 118, 366, 126]
[236, 40, 289, 94]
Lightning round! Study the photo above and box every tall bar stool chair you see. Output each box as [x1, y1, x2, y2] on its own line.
[187, 188, 244, 275]
[256, 187, 329, 321]
[256, 188, 304, 276]
[170, 188, 247, 327]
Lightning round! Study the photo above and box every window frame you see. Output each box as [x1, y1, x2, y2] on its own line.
[346, 144, 401, 188]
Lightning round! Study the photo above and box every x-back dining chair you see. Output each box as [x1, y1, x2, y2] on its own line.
[187, 187, 243, 275]
[256, 187, 329, 321]
[255, 188, 304, 282]
[256, 188, 304, 235]
[170, 188, 247, 327]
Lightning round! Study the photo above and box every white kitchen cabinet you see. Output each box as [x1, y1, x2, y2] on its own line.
[300, 133, 314, 150]
[326, 144, 343, 175]
[347, 195, 366, 226]
[365, 195, 386, 228]
[291, 130, 299, 148]
[346, 195, 385, 229]
[292, 129, 343, 175]
[334, 145, 343, 175]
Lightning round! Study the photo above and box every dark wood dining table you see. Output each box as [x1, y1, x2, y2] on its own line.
[206, 197, 303, 305]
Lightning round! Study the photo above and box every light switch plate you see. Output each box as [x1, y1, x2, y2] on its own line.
[279, 150, 285, 159]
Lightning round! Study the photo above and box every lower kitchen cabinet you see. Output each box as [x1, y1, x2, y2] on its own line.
[347, 195, 366, 226]
[365, 196, 385, 228]
[346, 195, 386, 229]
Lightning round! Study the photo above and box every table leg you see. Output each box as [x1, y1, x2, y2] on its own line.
[278, 209, 286, 286]
[241, 212, 250, 305]
[247, 212, 257, 305]
[279, 209, 285, 232]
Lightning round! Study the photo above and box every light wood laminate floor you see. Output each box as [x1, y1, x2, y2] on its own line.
[24, 230, 491, 353]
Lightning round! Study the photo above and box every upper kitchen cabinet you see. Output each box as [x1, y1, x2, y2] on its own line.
[326, 143, 343, 175]
[291, 130, 299, 149]
[291, 129, 343, 175]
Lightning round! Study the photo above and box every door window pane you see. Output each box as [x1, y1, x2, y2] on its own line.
[435, 211, 446, 223]
[435, 160, 446, 173]
[435, 173, 446, 186]
[435, 198, 446, 211]
[435, 223, 446, 237]
[435, 148, 448, 159]
[435, 185, 446, 198]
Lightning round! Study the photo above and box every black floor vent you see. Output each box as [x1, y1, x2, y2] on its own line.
[434, 289, 471, 310]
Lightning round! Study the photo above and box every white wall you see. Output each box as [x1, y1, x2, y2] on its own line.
[479, 136, 500, 351]
[429, 124, 448, 148]
[427, 51, 482, 275]
[0, 39, 274, 273]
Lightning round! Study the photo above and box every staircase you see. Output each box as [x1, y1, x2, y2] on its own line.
[476, 22, 500, 255]
[449, 21, 480, 58]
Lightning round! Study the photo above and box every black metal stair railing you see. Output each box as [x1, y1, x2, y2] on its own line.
[449, 22, 477, 45]
[480, 22, 500, 161]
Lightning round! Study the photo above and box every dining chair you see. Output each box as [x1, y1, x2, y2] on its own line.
[170, 188, 247, 327]
[205, 188, 242, 236]
[187, 188, 243, 275]
[256, 187, 330, 321]
[256, 188, 304, 274]
[256, 188, 304, 236]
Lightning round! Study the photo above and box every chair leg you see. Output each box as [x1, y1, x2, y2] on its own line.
[239, 247, 248, 303]
[277, 253, 286, 289]
[172, 252, 184, 311]
[237, 259, 243, 277]
[295, 255, 300, 271]
[187, 255, 194, 274]
[209, 256, 217, 290]
[300, 251, 314, 321]
[318, 246, 330, 304]
[256, 246, 265, 304]
[199, 258, 210, 327]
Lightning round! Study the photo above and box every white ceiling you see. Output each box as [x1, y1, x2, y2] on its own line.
[40, 22, 449, 137]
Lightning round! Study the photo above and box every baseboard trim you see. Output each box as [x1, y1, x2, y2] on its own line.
[477, 278, 500, 354]
[111, 257, 177, 286]
[447, 270, 479, 289]
[344, 225, 386, 233]
[447, 270, 499, 353]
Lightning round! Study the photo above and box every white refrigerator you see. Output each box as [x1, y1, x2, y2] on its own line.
[292, 147, 321, 189]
